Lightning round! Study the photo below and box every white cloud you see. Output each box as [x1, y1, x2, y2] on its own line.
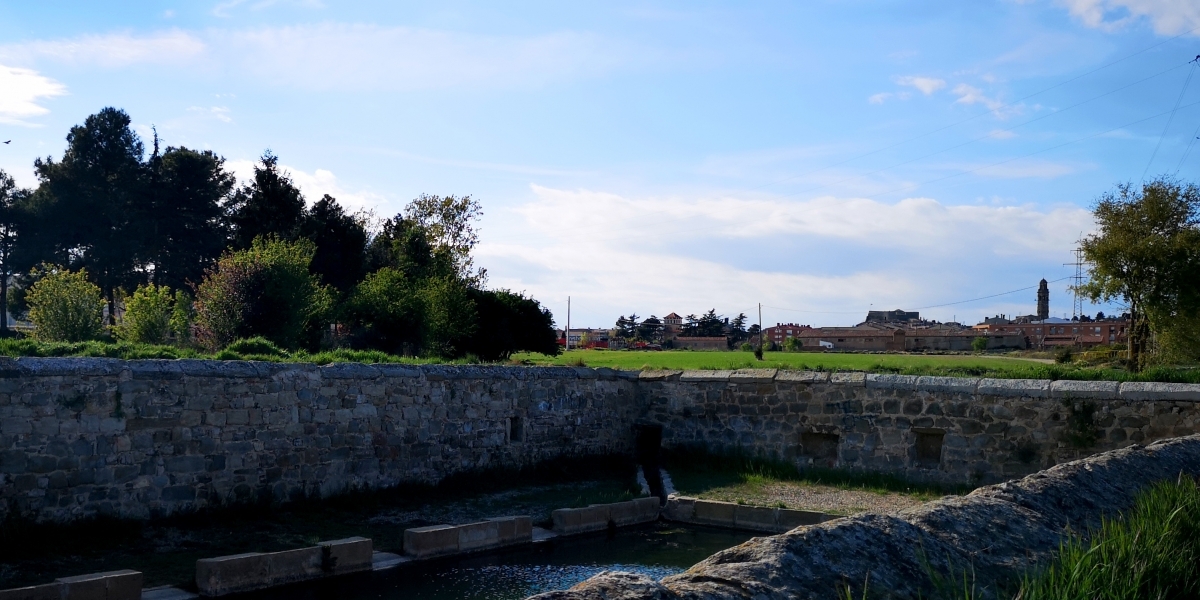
[187, 106, 232, 123]
[895, 75, 946, 95]
[952, 83, 1023, 118]
[1057, 0, 1200, 34]
[868, 92, 893, 104]
[989, 129, 1018, 139]
[0, 25, 644, 91]
[212, 0, 325, 18]
[0, 30, 205, 68]
[225, 159, 390, 213]
[0, 64, 66, 125]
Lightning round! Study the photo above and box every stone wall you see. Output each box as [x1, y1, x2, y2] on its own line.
[0, 359, 639, 523]
[640, 369, 1200, 484]
[3, 359, 1200, 523]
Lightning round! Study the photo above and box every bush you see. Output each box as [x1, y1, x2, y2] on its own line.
[740, 342, 754, 352]
[418, 276, 477, 357]
[224, 336, 287, 357]
[170, 290, 195, 344]
[343, 267, 424, 354]
[971, 337, 988, 352]
[193, 237, 333, 351]
[783, 337, 803, 352]
[26, 265, 104, 342]
[1054, 346, 1074, 364]
[115, 283, 174, 344]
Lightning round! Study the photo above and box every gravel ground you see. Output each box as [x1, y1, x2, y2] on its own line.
[693, 481, 944, 515]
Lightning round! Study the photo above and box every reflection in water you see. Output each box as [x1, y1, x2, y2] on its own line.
[246, 523, 755, 600]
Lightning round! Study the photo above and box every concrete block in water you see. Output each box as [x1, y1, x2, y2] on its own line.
[196, 539, 370, 596]
[0, 583, 63, 600]
[489, 516, 533, 544]
[634, 497, 660, 521]
[776, 508, 831, 531]
[404, 525, 460, 558]
[733, 505, 777, 531]
[457, 520, 501, 552]
[692, 499, 737, 526]
[663, 496, 695, 521]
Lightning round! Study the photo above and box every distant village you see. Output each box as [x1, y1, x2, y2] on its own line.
[558, 279, 1129, 352]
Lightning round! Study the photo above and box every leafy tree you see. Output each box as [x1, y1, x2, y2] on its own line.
[637, 316, 663, 342]
[0, 170, 30, 332]
[1079, 178, 1200, 370]
[403, 194, 486, 285]
[784, 336, 804, 352]
[193, 237, 333, 350]
[365, 216, 453, 281]
[300, 195, 367, 294]
[26, 264, 104, 342]
[116, 283, 175, 344]
[342, 267, 424, 354]
[226, 152, 306, 249]
[614, 315, 637, 341]
[171, 289, 195, 344]
[683, 309, 725, 337]
[972, 336, 988, 352]
[419, 276, 477, 357]
[30, 107, 148, 324]
[143, 140, 235, 290]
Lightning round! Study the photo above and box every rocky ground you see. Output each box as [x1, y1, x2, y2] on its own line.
[687, 480, 938, 515]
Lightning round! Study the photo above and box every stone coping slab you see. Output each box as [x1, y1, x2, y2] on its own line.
[551, 497, 660, 535]
[403, 516, 532, 559]
[680, 370, 732, 382]
[1119, 381, 1200, 401]
[865, 374, 919, 391]
[1051, 379, 1120, 400]
[829, 372, 866, 386]
[729, 369, 778, 384]
[976, 378, 1050, 398]
[775, 371, 829, 384]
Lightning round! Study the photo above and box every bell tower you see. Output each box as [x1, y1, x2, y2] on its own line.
[1036, 279, 1049, 321]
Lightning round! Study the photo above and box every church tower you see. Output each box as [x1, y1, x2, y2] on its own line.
[1036, 279, 1049, 321]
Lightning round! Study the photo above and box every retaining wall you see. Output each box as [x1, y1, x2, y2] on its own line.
[4, 359, 1200, 523]
[0, 359, 639, 523]
[641, 369, 1200, 484]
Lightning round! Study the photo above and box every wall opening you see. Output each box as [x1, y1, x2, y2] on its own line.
[914, 430, 944, 468]
[509, 416, 524, 443]
[800, 432, 840, 467]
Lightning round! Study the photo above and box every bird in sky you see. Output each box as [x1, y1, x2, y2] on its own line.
[1, 141, 9, 144]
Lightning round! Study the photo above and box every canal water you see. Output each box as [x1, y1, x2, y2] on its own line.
[245, 523, 756, 600]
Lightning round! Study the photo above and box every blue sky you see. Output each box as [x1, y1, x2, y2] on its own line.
[1, 1, 1199, 329]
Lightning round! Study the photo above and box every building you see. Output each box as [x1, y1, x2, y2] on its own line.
[971, 280, 1127, 348]
[662, 312, 684, 340]
[557, 328, 611, 349]
[673, 337, 727, 350]
[763, 323, 813, 346]
[1037, 279, 1049, 320]
[795, 325, 906, 351]
[865, 309, 920, 324]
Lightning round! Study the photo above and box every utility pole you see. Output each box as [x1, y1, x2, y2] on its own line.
[566, 296, 571, 351]
[1063, 245, 1086, 320]
[757, 303, 763, 360]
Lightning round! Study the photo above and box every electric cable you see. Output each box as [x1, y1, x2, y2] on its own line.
[1143, 62, 1197, 181]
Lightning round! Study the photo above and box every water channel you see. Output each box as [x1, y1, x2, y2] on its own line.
[244, 523, 756, 600]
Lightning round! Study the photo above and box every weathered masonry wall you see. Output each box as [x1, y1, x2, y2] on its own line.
[4, 359, 1200, 524]
[0, 359, 639, 523]
[641, 369, 1200, 484]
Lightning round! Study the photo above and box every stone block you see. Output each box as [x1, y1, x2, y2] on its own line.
[403, 525, 459, 558]
[730, 369, 777, 384]
[865, 374, 919, 391]
[1051, 380, 1120, 400]
[322, 537, 373, 573]
[607, 501, 640, 527]
[373, 364, 420, 379]
[663, 496, 695, 521]
[633, 496, 660, 521]
[914, 376, 978, 394]
[488, 516, 533, 544]
[692, 499, 737, 526]
[1120, 382, 1200, 402]
[679, 370, 732, 383]
[976, 378, 1049, 398]
[196, 553, 270, 597]
[776, 508, 830, 531]
[776, 370, 829, 384]
[638, 370, 683, 382]
[457, 520, 500, 551]
[733, 505, 777, 531]
[263, 547, 323, 584]
[829, 372, 866, 386]
[0, 583, 61, 600]
[551, 508, 581, 533]
[319, 364, 382, 380]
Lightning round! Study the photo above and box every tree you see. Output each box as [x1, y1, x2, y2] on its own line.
[403, 194, 486, 285]
[0, 170, 30, 332]
[614, 315, 637, 341]
[193, 237, 333, 350]
[365, 215, 453, 281]
[226, 152, 306, 249]
[115, 283, 175, 344]
[30, 107, 148, 324]
[342, 267, 425, 354]
[637, 316, 663, 342]
[419, 276, 477, 357]
[143, 141, 234, 290]
[300, 195, 367, 294]
[1079, 179, 1200, 370]
[26, 264, 104, 342]
[971, 336, 988, 352]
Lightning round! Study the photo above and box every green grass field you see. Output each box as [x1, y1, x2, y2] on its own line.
[512, 348, 1200, 382]
[514, 349, 1047, 373]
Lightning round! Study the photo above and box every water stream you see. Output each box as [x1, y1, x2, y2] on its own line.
[244, 523, 756, 600]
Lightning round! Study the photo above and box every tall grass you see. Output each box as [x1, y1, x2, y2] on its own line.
[1016, 476, 1200, 600]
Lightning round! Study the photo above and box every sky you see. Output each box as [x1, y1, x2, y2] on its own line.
[2, 1, 1200, 330]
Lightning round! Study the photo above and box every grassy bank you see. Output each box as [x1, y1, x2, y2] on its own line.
[663, 448, 969, 515]
[515, 349, 1200, 383]
[0, 455, 640, 589]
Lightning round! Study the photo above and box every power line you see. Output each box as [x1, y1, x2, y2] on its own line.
[1142, 62, 1197, 181]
